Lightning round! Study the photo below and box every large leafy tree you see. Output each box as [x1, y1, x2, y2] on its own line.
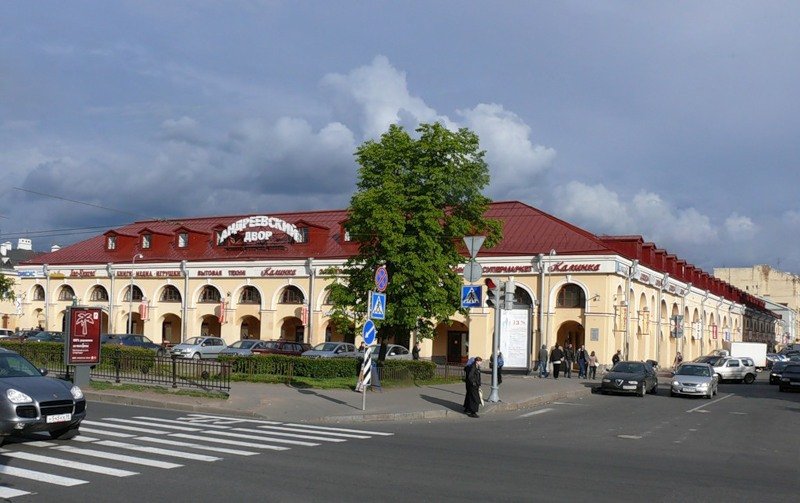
[326, 123, 501, 359]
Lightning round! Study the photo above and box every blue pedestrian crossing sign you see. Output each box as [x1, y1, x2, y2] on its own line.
[369, 291, 386, 320]
[461, 285, 482, 308]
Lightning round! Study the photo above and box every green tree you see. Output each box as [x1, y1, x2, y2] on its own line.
[0, 273, 15, 302]
[326, 123, 501, 359]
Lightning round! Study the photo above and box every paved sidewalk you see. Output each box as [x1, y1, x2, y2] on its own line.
[84, 372, 596, 423]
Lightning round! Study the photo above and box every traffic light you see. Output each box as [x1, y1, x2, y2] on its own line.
[504, 279, 515, 309]
[485, 278, 502, 309]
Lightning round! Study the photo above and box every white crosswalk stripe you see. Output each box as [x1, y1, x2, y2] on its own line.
[1, 412, 393, 499]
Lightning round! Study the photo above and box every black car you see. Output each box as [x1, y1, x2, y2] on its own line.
[25, 331, 64, 343]
[101, 334, 162, 353]
[769, 361, 790, 385]
[778, 364, 800, 392]
[600, 361, 659, 397]
[692, 355, 725, 366]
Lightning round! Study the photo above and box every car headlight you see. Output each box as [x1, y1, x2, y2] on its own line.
[672, 381, 681, 386]
[7, 388, 33, 404]
[70, 385, 84, 400]
[780, 377, 790, 381]
[696, 383, 708, 388]
[602, 378, 610, 383]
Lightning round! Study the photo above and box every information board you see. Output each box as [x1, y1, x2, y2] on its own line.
[499, 308, 530, 369]
[65, 307, 103, 365]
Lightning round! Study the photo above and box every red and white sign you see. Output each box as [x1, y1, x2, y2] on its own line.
[218, 300, 227, 324]
[138, 300, 150, 321]
[66, 307, 102, 365]
[301, 305, 309, 326]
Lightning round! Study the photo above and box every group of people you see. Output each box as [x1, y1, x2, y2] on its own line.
[537, 343, 600, 379]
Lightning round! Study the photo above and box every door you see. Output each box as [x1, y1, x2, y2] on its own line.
[447, 331, 467, 364]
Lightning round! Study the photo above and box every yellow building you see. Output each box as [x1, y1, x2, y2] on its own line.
[12, 202, 769, 368]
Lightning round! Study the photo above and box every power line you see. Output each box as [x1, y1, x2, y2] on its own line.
[13, 187, 147, 219]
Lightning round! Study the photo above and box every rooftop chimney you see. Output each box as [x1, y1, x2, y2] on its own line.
[50, 244, 61, 253]
[0, 241, 11, 256]
[17, 238, 32, 251]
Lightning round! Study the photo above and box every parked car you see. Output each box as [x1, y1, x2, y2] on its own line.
[251, 340, 311, 357]
[712, 357, 757, 383]
[219, 339, 270, 357]
[0, 348, 85, 445]
[101, 334, 162, 353]
[361, 344, 412, 360]
[169, 336, 227, 359]
[670, 363, 718, 398]
[0, 329, 15, 339]
[778, 364, 800, 392]
[600, 361, 659, 396]
[25, 331, 64, 343]
[301, 342, 358, 359]
[692, 355, 726, 366]
[769, 361, 790, 384]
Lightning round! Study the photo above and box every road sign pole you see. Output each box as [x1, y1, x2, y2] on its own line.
[488, 283, 502, 403]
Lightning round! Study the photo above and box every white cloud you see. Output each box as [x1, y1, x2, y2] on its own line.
[553, 182, 634, 232]
[724, 213, 757, 241]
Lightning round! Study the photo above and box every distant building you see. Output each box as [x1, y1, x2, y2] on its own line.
[1, 239, 43, 330]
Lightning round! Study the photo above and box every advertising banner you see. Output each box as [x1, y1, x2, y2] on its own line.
[65, 307, 103, 365]
[499, 308, 531, 369]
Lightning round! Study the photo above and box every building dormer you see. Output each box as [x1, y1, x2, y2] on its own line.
[292, 220, 330, 252]
[138, 227, 173, 253]
[173, 225, 209, 251]
[103, 230, 137, 254]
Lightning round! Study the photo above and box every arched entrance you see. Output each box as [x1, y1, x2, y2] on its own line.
[556, 321, 584, 350]
[161, 313, 182, 344]
[239, 316, 260, 339]
[200, 314, 221, 337]
[324, 321, 353, 343]
[279, 317, 304, 342]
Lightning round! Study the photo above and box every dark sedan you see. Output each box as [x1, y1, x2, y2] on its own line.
[25, 331, 64, 343]
[0, 348, 86, 444]
[252, 340, 311, 357]
[770, 361, 790, 385]
[778, 364, 800, 392]
[101, 334, 162, 353]
[600, 361, 659, 397]
[220, 339, 270, 357]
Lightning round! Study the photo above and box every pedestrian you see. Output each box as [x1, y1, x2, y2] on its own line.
[577, 344, 588, 378]
[358, 341, 366, 352]
[492, 352, 504, 384]
[412, 342, 421, 360]
[588, 350, 599, 379]
[538, 344, 549, 378]
[612, 349, 622, 366]
[672, 351, 683, 371]
[564, 343, 575, 378]
[550, 345, 564, 379]
[463, 356, 483, 418]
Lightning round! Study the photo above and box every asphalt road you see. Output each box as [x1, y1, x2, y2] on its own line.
[1, 375, 798, 502]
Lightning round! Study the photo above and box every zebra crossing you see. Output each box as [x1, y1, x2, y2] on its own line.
[0, 413, 393, 499]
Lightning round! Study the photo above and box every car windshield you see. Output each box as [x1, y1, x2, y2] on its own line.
[676, 365, 710, 377]
[612, 362, 645, 373]
[230, 340, 257, 349]
[0, 353, 42, 377]
[784, 365, 800, 373]
[313, 343, 339, 351]
[184, 337, 203, 345]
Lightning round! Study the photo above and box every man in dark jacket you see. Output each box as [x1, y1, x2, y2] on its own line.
[612, 349, 622, 366]
[563, 343, 575, 378]
[538, 344, 549, 378]
[550, 345, 564, 379]
[463, 356, 483, 418]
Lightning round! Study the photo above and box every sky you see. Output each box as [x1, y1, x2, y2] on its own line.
[1, 1, 799, 273]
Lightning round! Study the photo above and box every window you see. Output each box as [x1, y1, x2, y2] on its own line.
[58, 285, 76, 301]
[32, 285, 45, 301]
[280, 286, 304, 304]
[199, 286, 221, 303]
[107, 236, 116, 250]
[239, 286, 261, 304]
[322, 292, 333, 305]
[90, 286, 109, 302]
[178, 232, 188, 248]
[296, 227, 308, 243]
[556, 284, 585, 308]
[142, 234, 151, 249]
[124, 285, 144, 302]
[160, 285, 182, 303]
[343, 230, 351, 242]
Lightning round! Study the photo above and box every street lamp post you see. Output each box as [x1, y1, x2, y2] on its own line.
[128, 253, 144, 334]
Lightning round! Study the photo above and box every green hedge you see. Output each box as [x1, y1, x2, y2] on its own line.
[0, 341, 157, 370]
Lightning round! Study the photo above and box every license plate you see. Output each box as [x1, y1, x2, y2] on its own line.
[681, 388, 695, 392]
[46, 413, 72, 423]
[622, 385, 636, 390]
[791, 382, 800, 386]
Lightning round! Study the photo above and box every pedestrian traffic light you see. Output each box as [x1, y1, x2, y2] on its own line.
[485, 278, 502, 309]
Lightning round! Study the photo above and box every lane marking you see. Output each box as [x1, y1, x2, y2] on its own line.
[94, 440, 221, 462]
[230, 427, 346, 443]
[283, 423, 394, 436]
[51, 446, 183, 469]
[686, 393, 734, 413]
[617, 435, 642, 439]
[80, 427, 136, 438]
[518, 408, 554, 418]
[74, 436, 98, 442]
[103, 418, 201, 431]
[134, 416, 232, 430]
[552, 402, 588, 406]
[0, 463, 88, 486]
[256, 425, 371, 439]
[204, 429, 322, 446]
[24, 441, 58, 448]
[169, 433, 290, 451]
[180, 414, 281, 425]
[134, 436, 259, 456]
[0, 487, 30, 498]
[730, 412, 748, 415]
[1, 450, 139, 477]
[81, 420, 170, 435]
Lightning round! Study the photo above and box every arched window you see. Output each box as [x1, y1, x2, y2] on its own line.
[32, 285, 45, 301]
[124, 285, 144, 302]
[90, 285, 109, 302]
[280, 286, 304, 304]
[160, 285, 182, 303]
[58, 285, 76, 301]
[322, 291, 333, 305]
[513, 287, 533, 307]
[239, 286, 261, 304]
[556, 284, 585, 308]
[199, 285, 221, 303]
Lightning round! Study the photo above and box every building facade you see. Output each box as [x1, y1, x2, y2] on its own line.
[8, 202, 775, 368]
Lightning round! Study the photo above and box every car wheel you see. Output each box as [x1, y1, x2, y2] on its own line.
[706, 388, 713, 399]
[638, 384, 646, 397]
[717, 374, 724, 383]
[192, 352, 201, 360]
[670, 390, 676, 397]
[650, 383, 658, 395]
[156, 348, 166, 357]
[50, 426, 80, 440]
[743, 373, 755, 384]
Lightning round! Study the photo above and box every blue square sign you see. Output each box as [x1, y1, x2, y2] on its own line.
[369, 291, 386, 320]
[461, 286, 482, 308]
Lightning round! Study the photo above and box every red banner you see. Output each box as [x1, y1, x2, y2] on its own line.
[66, 307, 102, 365]
[218, 300, 226, 324]
[138, 300, 149, 321]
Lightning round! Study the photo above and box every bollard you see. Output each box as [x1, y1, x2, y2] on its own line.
[114, 348, 121, 384]
[171, 354, 178, 389]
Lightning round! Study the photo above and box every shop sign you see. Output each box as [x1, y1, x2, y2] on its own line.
[548, 261, 601, 273]
[218, 215, 303, 245]
[260, 267, 297, 277]
[455, 265, 533, 274]
[70, 270, 97, 278]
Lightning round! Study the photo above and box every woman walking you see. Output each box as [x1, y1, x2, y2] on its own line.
[588, 350, 599, 379]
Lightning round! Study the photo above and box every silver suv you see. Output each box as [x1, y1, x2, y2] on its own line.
[712, 357, 757, 383]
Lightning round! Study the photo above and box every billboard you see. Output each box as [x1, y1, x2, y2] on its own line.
[499, 308, 531, 369]
[65, 307, 103, 365]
